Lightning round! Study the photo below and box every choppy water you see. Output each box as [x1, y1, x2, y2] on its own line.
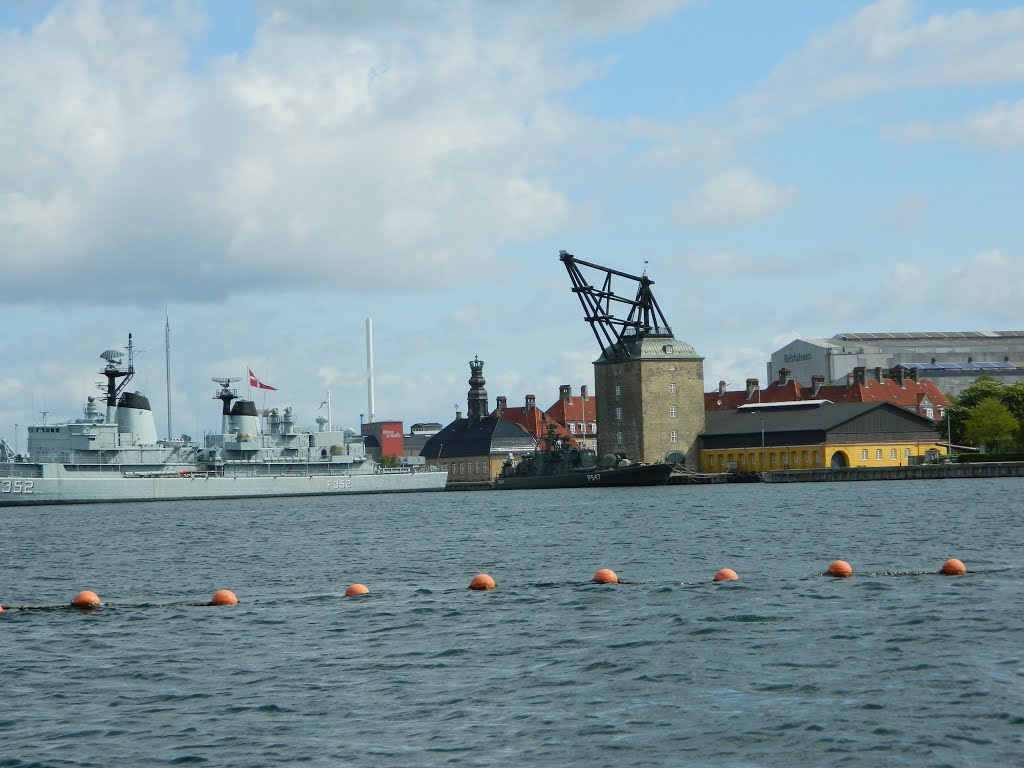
[2, 478, 1022, 767]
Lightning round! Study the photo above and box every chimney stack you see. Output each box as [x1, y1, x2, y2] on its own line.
[496, 395, 507, 414]
[718, 380, 727, 396]
[559, 385, 572, 403]
[525, 395, 536, 409]
[873, 366, 884, 383]
[811, 374, 824, 397]
[581, 384, 589, 400]
[778, 368, 791, 384]
[853, 367, 866, 385]
[745, 378, 758, 400]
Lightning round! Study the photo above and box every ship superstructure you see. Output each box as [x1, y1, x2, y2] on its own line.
[1, 336, 446, 504]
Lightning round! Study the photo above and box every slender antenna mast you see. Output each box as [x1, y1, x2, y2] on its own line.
[366, 317, 376, 423]
[165, 309, 172, 438]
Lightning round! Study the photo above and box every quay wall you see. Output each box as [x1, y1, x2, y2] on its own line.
[763, 462, 1024, 483]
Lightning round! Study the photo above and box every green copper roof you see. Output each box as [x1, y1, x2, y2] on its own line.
[594, 336, 702, 364]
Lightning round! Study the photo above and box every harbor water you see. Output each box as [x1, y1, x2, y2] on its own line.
[2, 478, 1022, 767]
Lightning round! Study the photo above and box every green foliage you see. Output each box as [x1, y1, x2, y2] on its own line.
[963, 397, 1019, 453]
[955, 452, 1024, 463]
[937, 377, 1024, 449]
[379, 453, 401, 468]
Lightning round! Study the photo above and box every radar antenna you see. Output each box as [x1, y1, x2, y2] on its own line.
[99, 334, 136, 409]
[212, 377, 242, 417]
[558, 250, 674, 359]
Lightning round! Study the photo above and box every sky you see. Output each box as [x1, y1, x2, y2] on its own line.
[1, 0, 1022, 445]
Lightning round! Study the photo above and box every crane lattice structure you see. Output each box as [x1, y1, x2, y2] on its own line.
[559, 250, 674, 359]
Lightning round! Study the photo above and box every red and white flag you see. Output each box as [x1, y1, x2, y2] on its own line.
[248, 368, 277, 391]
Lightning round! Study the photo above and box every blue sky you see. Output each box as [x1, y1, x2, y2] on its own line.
[1, 0, 1022, 444]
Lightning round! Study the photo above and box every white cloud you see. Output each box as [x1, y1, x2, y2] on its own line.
[941, 249, 1023, 323]
[738, 0, 1024, 116]
[0, 2, 612, 305]
[885, 98, 1024, 150]
[676, 166, 797, 227]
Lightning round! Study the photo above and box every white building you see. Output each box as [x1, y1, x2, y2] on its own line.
[768, 332, 1024, 398]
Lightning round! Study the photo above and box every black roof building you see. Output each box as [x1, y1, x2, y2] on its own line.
[701, 401, 939, 451]
[420, 357, 536, 461]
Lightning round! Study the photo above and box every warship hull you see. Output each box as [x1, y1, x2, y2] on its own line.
[493, 461, 673, 490]
[0, 466, 447, 506]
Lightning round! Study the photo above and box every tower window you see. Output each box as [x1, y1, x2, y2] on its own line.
[670, 430, 678, 443]
[669, 383, 677, 394]
[615, 407, 623, 420]
[669, 405, 678, 418]
[615, 431, 624, 445]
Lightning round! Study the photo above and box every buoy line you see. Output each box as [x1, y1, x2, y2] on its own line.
[0, 559, 981, 613]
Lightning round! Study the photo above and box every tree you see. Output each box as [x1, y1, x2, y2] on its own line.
[935, 376, 1007, 446]
[1000, 382, 1024, 448]
[379, 454, 401, 468]
[963, 397, 1019, 453]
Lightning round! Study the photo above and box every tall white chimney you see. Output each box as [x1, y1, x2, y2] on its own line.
[366, 317, 376, 423]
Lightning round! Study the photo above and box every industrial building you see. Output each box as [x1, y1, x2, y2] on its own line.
[769, 332, 1024, 397]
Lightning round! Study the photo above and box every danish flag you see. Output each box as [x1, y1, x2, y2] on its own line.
[248, 368, 277, 391]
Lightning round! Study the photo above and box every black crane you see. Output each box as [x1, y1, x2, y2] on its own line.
[559, 250, 673, 359]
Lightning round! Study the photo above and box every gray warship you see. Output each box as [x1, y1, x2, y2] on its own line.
[0, 336, 447, 505]
[494, 426, 673, 489]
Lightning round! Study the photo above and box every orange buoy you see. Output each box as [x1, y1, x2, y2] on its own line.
[713, 568, 739, 582]
[940, 558, 966, 575]
[0, 605, 5, 614]
[71, 590, 101, 608]
[345, 583, 369, 597]
[210, 589, 238, 605]
[592, 568, 619, 584]
[469, 573, 496, 590]
[827, 560, 853, 577]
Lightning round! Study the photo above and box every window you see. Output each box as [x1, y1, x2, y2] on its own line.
[615, 407, 623, 420]
[875, 449, 882, 460]
[739, 455, 745, 466]
[669, 383, 678, 394]
[670, 430, 678, 443]
[770, 453, 776, 467]
[669, 405, 678, 419]
[802, 451, 809, 464]
[924, 407, 934, 419]
[667, 365, 677, 372]
[615, 431, 624, 445]
[615, 385, 622, 396]
[861, 449, 868, 461]
[904, 448, 911, 459]
[568, 423, 576, 433]
[890, 448, 897, 460]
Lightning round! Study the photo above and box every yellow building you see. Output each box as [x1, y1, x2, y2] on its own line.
[700, 401, 946, 473]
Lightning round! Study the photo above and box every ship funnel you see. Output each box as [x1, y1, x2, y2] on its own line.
[116, 391, 158, 444]
[228, 400, 261, 436]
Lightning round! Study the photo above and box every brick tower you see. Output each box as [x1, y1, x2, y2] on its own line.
[560, 251, 705, 467]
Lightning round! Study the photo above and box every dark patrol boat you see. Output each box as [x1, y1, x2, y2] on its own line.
[494, 427, 673, 489]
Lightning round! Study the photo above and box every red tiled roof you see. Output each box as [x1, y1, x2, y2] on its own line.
[499, 406, 572, 442]
[706, 375, 949, 418]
